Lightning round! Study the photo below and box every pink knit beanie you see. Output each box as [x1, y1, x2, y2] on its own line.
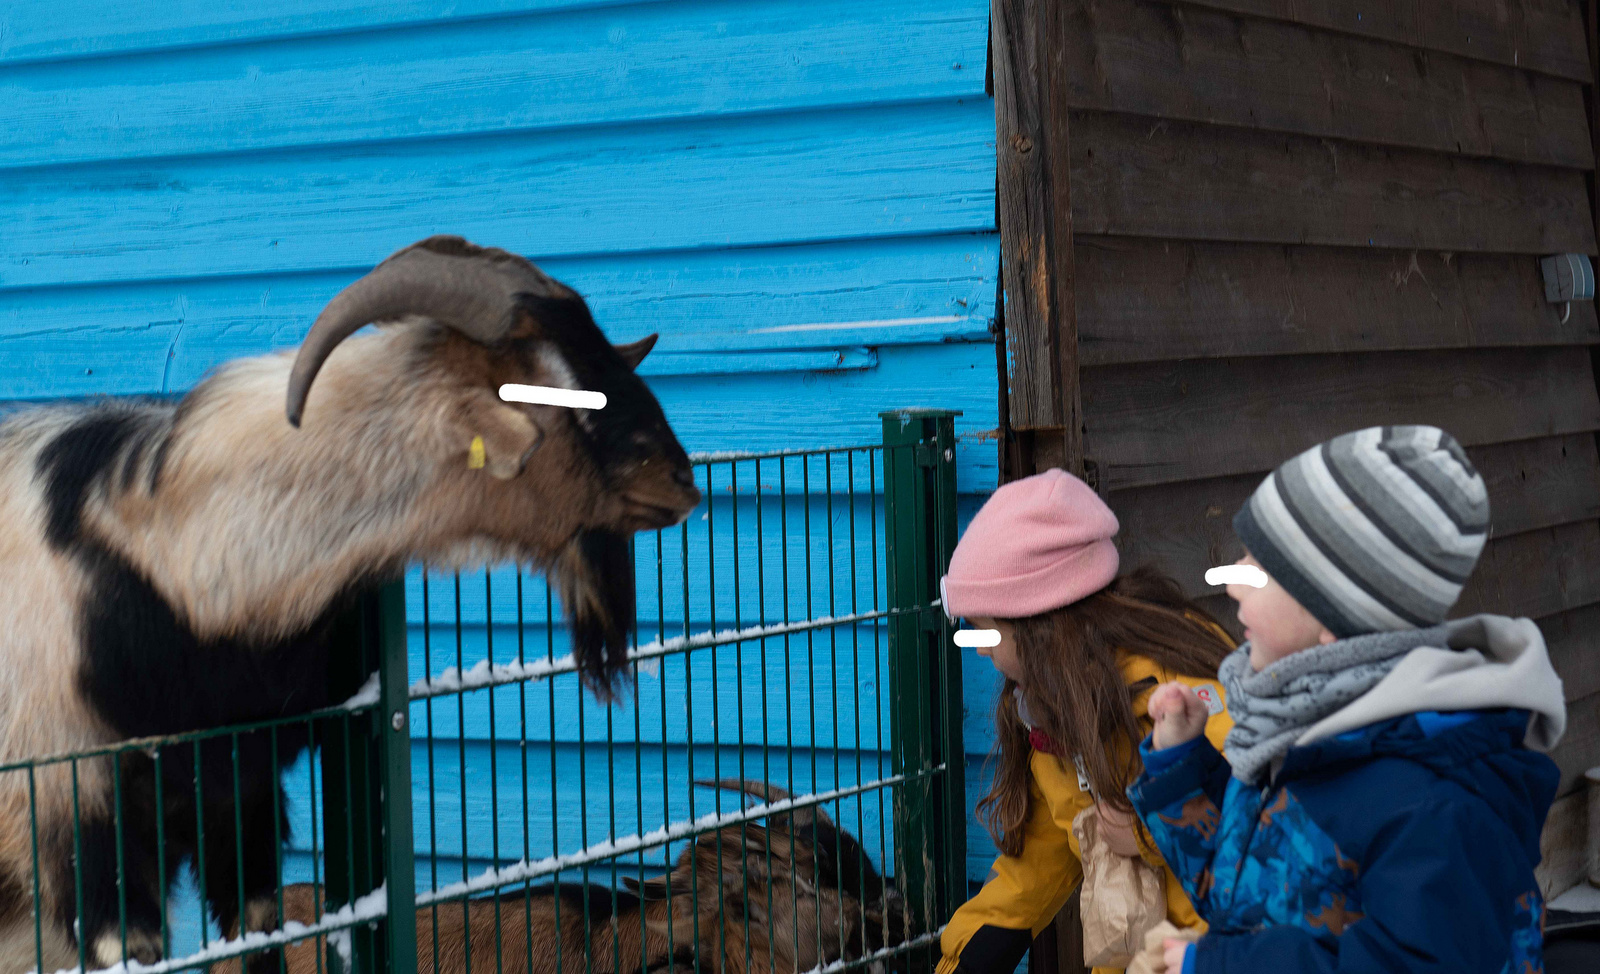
[940, 469, 1120, 620]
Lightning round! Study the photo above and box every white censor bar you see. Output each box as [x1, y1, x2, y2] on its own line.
[498, 383, 607, 410]
[1205, 564, 1269, 589]
[953, 629, 1002, 648]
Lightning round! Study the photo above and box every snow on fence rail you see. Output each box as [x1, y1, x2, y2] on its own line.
[405, 604, 936, 701]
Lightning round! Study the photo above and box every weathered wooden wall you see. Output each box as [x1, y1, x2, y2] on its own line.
[994, 0, 1600, 968]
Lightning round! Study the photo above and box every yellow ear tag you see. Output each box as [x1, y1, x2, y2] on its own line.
[467, 435, 486, 470]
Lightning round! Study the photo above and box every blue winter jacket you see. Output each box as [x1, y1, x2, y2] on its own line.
[1127, 707, 1559, 974]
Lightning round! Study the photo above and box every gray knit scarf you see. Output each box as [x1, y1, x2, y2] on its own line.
[1220, 624, 1450, 784]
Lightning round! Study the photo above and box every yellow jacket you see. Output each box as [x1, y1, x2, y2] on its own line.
[936, 652, 1233, 974]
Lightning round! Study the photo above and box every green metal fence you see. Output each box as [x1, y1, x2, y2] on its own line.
[9, 411, 964, 974]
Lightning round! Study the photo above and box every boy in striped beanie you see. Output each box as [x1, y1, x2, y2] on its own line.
[1125, 426, 1567, 974]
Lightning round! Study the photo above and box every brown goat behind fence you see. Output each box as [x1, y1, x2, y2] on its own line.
[210, 780, 910, 974]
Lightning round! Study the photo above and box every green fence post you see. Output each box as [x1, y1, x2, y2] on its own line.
[321, 580, 415, 974]
[376, 581, 418, 974]
[881, 409, 965, 956]
[320, 599, 373, 974]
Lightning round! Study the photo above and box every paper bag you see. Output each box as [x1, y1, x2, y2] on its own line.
[1071, 805, 1167, 968]
[1125, 920, 1203, 974]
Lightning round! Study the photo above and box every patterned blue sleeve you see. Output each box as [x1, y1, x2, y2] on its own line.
[1139, 732, 1202, 776]
[1126, 735, 1232, 917]
[1189, 798, 1546, 974]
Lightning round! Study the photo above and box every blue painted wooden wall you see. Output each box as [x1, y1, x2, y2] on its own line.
[2, 0, 1009, 955]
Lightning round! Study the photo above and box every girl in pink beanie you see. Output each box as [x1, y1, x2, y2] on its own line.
[936, 470, 1237, 974]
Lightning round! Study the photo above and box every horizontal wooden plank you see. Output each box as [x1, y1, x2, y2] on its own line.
[1455, 519, 1600, 619]
[1082, 346, 1600, 489]
[0, 337, 880, 391]
[1543, 603, 1600, 704]
[1076, 237, 1600, 366]
[2, 0, 988, 169]
[0, 0, 636, 64]
[0, 236, 996, 400]
[1068, 110, 1597, 254]
[1456, 435, 1600, 538]
[1550, 688, 1600, 795]
[653, 343, 1002, 486]
[1059, 0, 1593, 168]
[1112, 433, 1600, 595]
[643, 348, 878, 376]
[1180, 0, 1593, 83]
[0, 100, 995, 290]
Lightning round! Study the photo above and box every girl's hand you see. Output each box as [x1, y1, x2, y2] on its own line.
[1094, 802, 1143, 857]
[1161, 939, 1191, 972]
[1149, 683, 1209, 750]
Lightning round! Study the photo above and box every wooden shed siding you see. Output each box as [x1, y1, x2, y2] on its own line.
[1075, 237, 1600, 365]
[1067, 109, 1596, 253]
[1084, 347, 1600, 490]
[0, 1, 671, 63]
[1000, 4, 1600, 962]
[1048, 0, 1600, 830]
[4, 106, 995, 289]
[1181, 0, 1594, 81]
[1, 1, 996, 169]
[1061, 0, 1595, 168]
[1545, 604, 1600, 701]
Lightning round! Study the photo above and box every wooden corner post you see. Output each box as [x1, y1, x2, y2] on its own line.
[991, 3, 1090, 972]
[991, 0, 1083, 481]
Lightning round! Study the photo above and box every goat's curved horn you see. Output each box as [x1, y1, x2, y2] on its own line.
[286, 235, 567, 427]
[693, 778, 835, 829]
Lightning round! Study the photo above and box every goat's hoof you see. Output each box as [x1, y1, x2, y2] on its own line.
[92, 928, 162, 967]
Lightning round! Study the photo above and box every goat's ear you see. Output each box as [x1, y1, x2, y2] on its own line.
[613, 333, 658, 371]
[625, 873, 688, 901]
[459, 390, 544, 480]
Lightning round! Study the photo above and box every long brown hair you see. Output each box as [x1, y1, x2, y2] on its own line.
[976, 566, 1234, 856]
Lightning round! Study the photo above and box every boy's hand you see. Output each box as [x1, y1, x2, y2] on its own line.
[1149, 683, 1209, 750]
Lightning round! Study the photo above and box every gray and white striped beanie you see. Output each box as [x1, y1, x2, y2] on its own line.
[1233, 426, 1490, 638]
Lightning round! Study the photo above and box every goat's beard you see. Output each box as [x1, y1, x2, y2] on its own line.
[555, 528, 636, 702]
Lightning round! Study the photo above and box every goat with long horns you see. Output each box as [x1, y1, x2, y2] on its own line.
[0, 236, 700, 974]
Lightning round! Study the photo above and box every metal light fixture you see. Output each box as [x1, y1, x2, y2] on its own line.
[1539, 253, 1594, 324]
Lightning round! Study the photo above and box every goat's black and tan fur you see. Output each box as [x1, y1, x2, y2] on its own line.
[0, 237, 700, 972]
